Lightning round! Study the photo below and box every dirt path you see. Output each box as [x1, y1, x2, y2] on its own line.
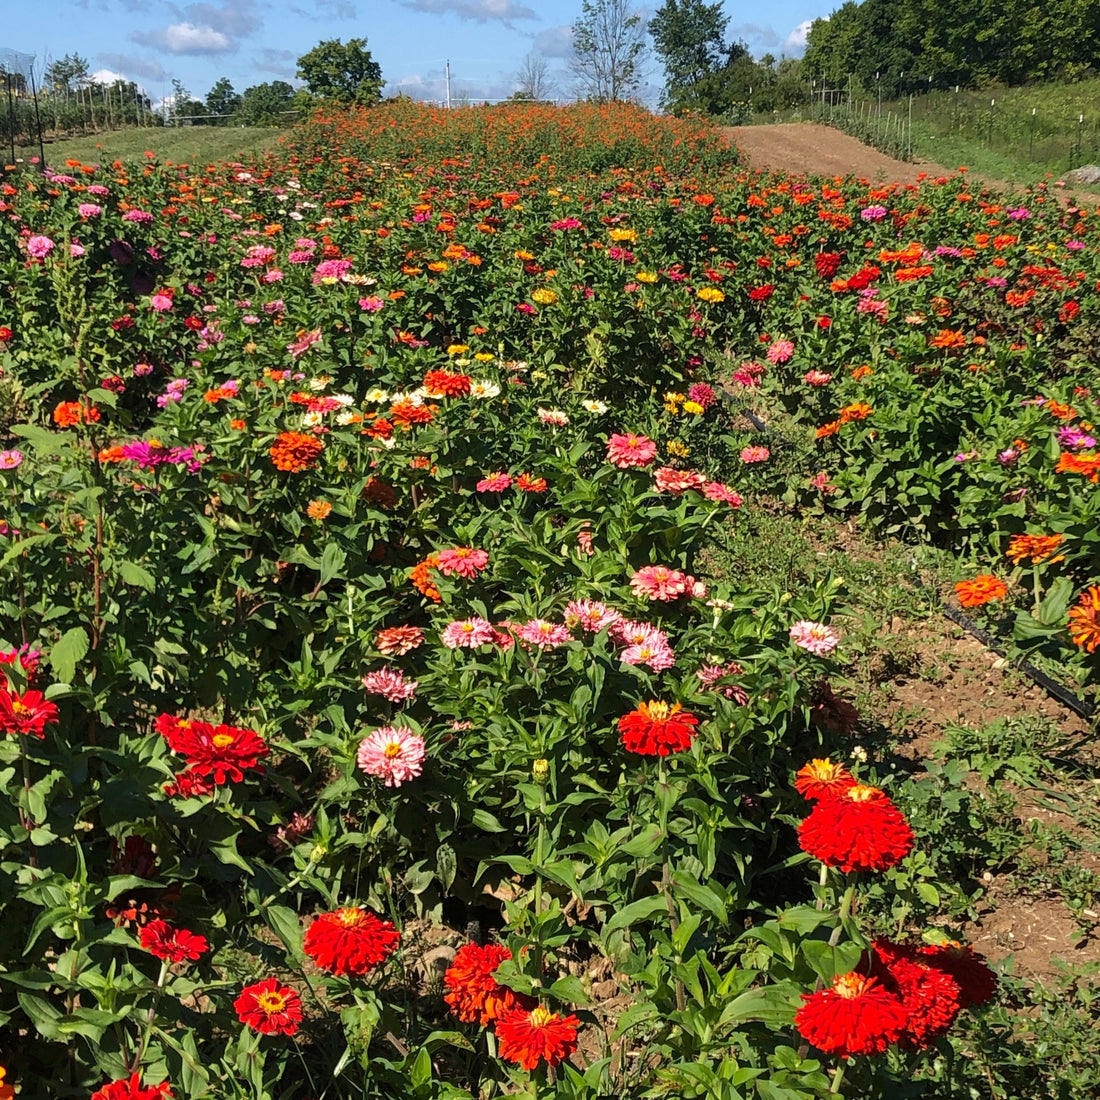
[723, 121, 1099, 207]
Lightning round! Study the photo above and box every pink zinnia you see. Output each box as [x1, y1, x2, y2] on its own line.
[614, 619, 669, 648]
[687, 383, 716, 409]
[436, 547, 489, 579]
[537, 408, 570, 426]
[564, 599, 621, 633]
[78, 203, 102, 218]
[477, 472, 512, 492]
[606, 433, 658, 469]
[441, 618, 497, 648]
[356, 727, 426, 787]
[766, 340, 795, 364]
[630, 565, 689, 602]
[26, 235, 55, 260]
[654, 467, 707, 494]
[149, 293, 173, 312]
[740, 446, 770, 464]
[359, 296, 385, 311]
[703, 482, 742, 506]
[577, 525, 595, 557]
[286, 328, 322, 358]
[789, 621, 841, 656]
[803, 370, 833, 386]
[0, 450, 24, 470]
[514, 619, 572, 648]
[621, 642, 676, 670]
[362, 669, 418, 703]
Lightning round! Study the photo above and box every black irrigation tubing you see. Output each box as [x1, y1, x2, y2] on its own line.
[716, 388, 1098, 724]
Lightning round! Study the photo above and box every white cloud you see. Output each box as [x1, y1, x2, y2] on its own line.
[400, 0, 538, 25]
[90, 68, 128, 85]
[532, 24, 573, 59]
[784, 20, 812, 55]
[385, 69, 518, 104]
[132, 21, 233, 54]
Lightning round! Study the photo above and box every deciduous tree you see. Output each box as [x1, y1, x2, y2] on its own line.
[296, 38, 383, 106]
[571, 0, 647, 102]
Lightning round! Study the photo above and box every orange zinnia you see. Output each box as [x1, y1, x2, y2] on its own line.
[270, 431, 323, 473]
[816, 420, 841, 439]
[839, 403, 873, 423]
[1067, 586, 1100, 653]
[954, 575, 1007, 608]
[1005, 533, 1064, 565]
[1055, 452, 1100, 482]
[929, 329, 967, 349]
[409, 556, 442, 603]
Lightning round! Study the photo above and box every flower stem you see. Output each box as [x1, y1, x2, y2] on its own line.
[131, 958, 170, 1073]
[829, 1063, 846, 1094]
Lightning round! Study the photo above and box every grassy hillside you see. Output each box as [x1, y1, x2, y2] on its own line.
[12, 125, 285, 167]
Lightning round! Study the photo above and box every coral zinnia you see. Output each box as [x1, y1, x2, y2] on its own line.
[794, 758, 856, 801]
[495, 1004, 581, 1070]
[435, 547, 489, 579]
[1068, 586, 1100, 653]
[234, 977, 303, 1035]
[303, 907, 400, 976]
[795, 972, 908, 1058]
[798, 784, 914, 872]
[606, 432, 658, 469]
[443, 942, 529, 1025]
[375, 625, 424, 655]
[954, 575, 1007, 608]
[139, 919, 209, 963]
[172, 721, 269, 784]
[270, 431, 323, 473]
[90, 1073, 173, 1100]
[618, 701, 699, 756]
[0, 687, 60, 738]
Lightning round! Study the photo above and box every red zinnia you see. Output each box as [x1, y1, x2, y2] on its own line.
[303, 907, 400, 976]
[795, 972, 908, 1058]
[443, 942, 530, 1025]
[797, 784, 914, 872]
[794, 758, 856, 801]
[494, 1004, 581, 1070]
[0, 687, 60, 738]
[871, 940, 961, 1048]
[234, 977, 303, 1036]
[170, 720, 269, 784]
[423, 369, 472, 398]
[618, 701, 699, 756]
[90, 1073, 173, 1100]
[139, 919, 209, 963]
[918, 941, 997, 1008]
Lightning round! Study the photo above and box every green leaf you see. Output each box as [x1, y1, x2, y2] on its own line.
[319, 541, 346, 587]
[117, 561, 156, 591]
[50, 626, 89, 683]
[263, 904, 303, 960]
[603, 895, 667, 935]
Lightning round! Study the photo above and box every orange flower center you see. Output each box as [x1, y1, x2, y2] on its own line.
[212, 732, 235, 749]
[256, 990, 288, 1014]
[642, 701, 672, 722]
[383, 741, 402, 759]
[833, 972, 873, 999]
[529, 1005, 554, 1027]
[11, 700, 30, 716]
[336, 908, 368, 928]
[845, 784, 881, 803]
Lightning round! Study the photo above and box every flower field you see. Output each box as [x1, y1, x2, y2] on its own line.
[0, 100, 1097, 1099]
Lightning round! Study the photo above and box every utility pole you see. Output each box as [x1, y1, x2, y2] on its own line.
[445, 59, 451, 109]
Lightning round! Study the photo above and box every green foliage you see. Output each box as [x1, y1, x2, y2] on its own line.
[296, 37, 384, 106]
[571, 0, 647, 102]
[238, 81, 296, 127]
[204, 77, 242, 125]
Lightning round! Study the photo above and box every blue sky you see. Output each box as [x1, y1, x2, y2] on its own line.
[6, 1, 822, 108]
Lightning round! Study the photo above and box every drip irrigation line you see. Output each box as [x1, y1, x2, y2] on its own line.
[716, 388, 1097, 724]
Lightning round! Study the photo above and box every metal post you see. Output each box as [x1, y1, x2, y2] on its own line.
[445, 59, 451, 109]
[908, 94, 913, 160]
[1029, 106, 1035, 161]
[6, 74, 15, 167]
[29, 65, 46, 169]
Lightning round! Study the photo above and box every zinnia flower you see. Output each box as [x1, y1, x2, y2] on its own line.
[1006, 533, 1065, 565]
[515, 620, 572, 648]
[917, 941, 997, 1008]
[630, 565, 689, 602]
[303, 907, 400, 976]
[798, 784, 914, 872]
[954, 575, 1007, 608]
[477, 472, 512, 492]
[436, 547, 489, 579]
[362, 669, 418, 702]
[139, 920, 209, 963]
[564, 599, 621, 633]
[270, 431, 323, 473]
[234, 977, 303, 1036]
[0, 688, 60, 738]
[356, 727, 426, 787]
[794, 758, 856, 801]
[441, 617, 497, 648]
[871, 940, 961, 1048]
[795, 972, 908, 1057]
[618, 701, 699, 756]
[90, 1073, 173, 1100]
[0, 449, 24, 470]
[375, 625, 424, 655]
[606, 433, 657, 469]
[789, 620, 841, 656]
[443, 943, 529, 1025]
[740, 446, 770, 464]
[1068, 585, 1100, 653]
[0, 1068, 13, 1100]
[495, 1004, 581, 1070]
[170, 720, 269, 784]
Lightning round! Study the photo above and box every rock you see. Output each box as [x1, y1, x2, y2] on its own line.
[1064, 165, 1100, 185]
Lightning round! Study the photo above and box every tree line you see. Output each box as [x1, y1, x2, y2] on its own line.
[802, 0, 1100, 95]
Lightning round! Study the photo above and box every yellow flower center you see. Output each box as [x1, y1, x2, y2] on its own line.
[212, 732, 235, 749]
[529, 1005, 554, 1027]
[833, 972, 871, 999]
[383, 741, 402, 758]
[11, 700, 30, 716]
[337, 907, 368, 928]
[846, 784, 881, 803]
[256, 990, 288, 1014]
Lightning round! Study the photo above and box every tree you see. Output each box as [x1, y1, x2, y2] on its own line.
[205, 77, 242, 125]
[649, 0, 729, 111]
[168, 79, 205, 124]
[296, 38, 383, 106]
[514, 51, 554, 101]
[238, 81, 295, 126]
[571, 0, 647, 102]
[45, 53, 89, 97]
